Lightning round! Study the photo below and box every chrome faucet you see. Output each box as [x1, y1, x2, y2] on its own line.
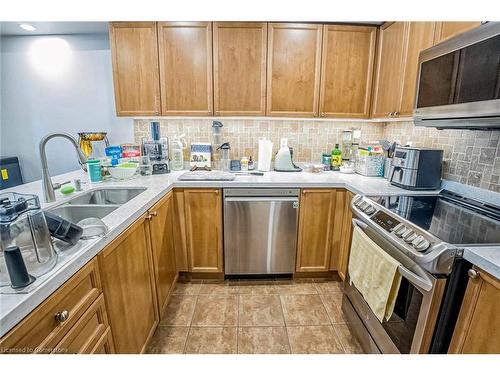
[39, 132, 87, 202]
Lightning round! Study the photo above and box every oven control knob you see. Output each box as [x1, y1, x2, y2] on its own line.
[411, 236, 425, 247]
[414, 239, 431, 252]
[391, 223, 404, 232]
[394, 225, 407, 237]
[401, 229, 414, 241]
[364, 206, 376, 215]
[359, 201, 369, 210]
[404, 232, 418, 243]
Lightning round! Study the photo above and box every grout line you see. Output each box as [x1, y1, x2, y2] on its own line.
[278, 294, 293, 354]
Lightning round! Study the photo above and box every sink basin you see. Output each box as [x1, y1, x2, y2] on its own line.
[48, 205, 118, 223]
[65, 187, 146, 205]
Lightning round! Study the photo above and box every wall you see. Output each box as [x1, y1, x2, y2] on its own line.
[134, 118, 386, 165]
[384, 121, 500, 193]
[0, 34, 134, 183]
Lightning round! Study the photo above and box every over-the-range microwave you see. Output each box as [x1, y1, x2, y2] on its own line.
[413, 22, 500, 129]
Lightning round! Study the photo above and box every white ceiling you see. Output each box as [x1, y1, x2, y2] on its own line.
[0, 22, 109, 36]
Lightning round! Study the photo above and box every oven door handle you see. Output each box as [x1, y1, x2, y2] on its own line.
[397, 265, 433, 292]
[352, 218, 368, 229]
[351, 218, 434, 292]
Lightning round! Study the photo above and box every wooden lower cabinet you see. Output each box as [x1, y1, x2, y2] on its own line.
[183, 189, 223, 273]
[0, 258, 114, 354]
[449, 267, 500, 353]
[296, 189, 344, 273]
[147, 191, 178, 317]
[98, 216, 159, 354]
[338, 191, 355, 280]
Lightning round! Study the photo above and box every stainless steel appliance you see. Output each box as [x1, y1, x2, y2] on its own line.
[389, 147, 443, 190]
[223, 189, 299, 275]
[0, 157, 23, 190]
[343, 191, 500, 353]
[414, 22, 500, 129]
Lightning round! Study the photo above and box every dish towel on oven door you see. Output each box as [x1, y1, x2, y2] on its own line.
[348, 226, 402, 322]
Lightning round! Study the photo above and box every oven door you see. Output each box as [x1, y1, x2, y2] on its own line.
[342, 218, 447, 354]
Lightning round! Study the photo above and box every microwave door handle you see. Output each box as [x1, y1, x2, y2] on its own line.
[397, 265, 433, 292]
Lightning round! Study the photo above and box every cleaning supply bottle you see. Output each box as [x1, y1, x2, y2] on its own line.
[170, 134, 186, 171]
[331, 144, 342, 171]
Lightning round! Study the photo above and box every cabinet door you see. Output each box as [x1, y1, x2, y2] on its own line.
[213, 22, 267, 116]
[158, 22, 213, 116]
[338, 191, 355, 280]
[267, 23, 322, 117]
[98, 217, 158, 353]
[184, 189, 223, 273]
[449, 267, 500, 353]
[319, 25, 376, 118]
[371, 22, 408, 118]
[434, 22, 482, 44]
[399, 22, 436, 116]
[148, 191, 177, 318]
[109, 22, 161, 116]
[296, 189, 336, 272]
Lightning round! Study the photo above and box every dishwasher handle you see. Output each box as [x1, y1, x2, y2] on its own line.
[224, 197, 299, 203]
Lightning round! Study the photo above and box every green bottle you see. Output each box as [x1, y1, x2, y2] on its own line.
[331, 144, 342, 171]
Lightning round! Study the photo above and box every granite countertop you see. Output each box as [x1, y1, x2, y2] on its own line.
[0, 168, 493, 337]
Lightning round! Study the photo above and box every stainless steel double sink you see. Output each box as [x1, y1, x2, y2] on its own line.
[48, 187, 146, 223]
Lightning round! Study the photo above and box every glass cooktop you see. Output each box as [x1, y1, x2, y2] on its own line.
[368, 191, 500, 246]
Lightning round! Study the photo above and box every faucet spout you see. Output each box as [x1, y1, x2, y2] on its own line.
[39, 132, 87, 202]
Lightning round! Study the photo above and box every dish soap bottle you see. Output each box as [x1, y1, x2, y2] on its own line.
[248, 156, 254, 170]
[331, 144, 342, 171]
[170, 134, 186, 171]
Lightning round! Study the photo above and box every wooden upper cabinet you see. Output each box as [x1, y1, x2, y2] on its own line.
[147, 191, 177, 318]
[296, 189, 336, 272]
[371, 22, 408, 118]
[319, 25, 376, 118]
[109, 22, 161, 116]
[267, 23, 323, 117]
[449, 267, 500, 353]
[98, 217, 158, 353]
[434, 22, 482, 44]
[399, 22, 436, 116]
[213, 22, 267, 116]
[184, 189, 223, 273]
[158, 22, 213, 116]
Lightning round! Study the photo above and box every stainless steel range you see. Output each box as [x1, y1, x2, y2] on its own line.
[342, 190, 500, 354]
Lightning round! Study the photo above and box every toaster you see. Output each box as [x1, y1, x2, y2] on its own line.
[388, 147, 443, 190]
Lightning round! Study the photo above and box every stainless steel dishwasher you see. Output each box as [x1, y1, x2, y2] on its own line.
[223, 189, 299, 275]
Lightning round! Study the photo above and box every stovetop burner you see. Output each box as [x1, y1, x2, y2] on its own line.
[368, 191, 500, 246]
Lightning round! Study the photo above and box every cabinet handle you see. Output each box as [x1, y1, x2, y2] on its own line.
[55, 310, 69, 323]
[468, 269, 479, 279]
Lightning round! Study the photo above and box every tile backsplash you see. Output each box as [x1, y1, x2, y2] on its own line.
[134, 118, 386, 163]
[134, 118, 500, 193]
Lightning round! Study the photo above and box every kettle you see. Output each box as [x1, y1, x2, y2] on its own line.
[0, 192, 57, 288]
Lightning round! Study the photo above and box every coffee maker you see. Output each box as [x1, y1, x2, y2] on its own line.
[142, 122, 170, 174]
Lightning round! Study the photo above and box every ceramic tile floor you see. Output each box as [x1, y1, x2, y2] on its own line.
[146, 278, 365, 354]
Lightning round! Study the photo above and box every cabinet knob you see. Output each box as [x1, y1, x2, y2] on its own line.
[151, 211, 158, 217]
[55, 310, 69, 323]
[146, 214, 153, 220]
[394, 111, 400, 116]
[468, 269, 479, 279]
[314, 112, 318, 117]
[320, 112, 325, 117]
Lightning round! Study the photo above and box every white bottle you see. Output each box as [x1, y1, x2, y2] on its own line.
[170, 134, 186, 171]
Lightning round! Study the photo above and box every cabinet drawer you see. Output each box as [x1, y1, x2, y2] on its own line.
[90, 327, 115, 354]
[53, 294, 109, 354]
[0, 258, 102, 353]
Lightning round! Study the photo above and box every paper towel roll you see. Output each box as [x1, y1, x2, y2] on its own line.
[258, 139, 273, 171]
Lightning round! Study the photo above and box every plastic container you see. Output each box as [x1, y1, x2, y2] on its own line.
[105, 146, 122, 166]
[240, 157, 249, 171]
[171, 134, 186, 171]
[0, 192, 57, 287]
[109, 163, 138, 180]
[86, 159, 102, 183]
